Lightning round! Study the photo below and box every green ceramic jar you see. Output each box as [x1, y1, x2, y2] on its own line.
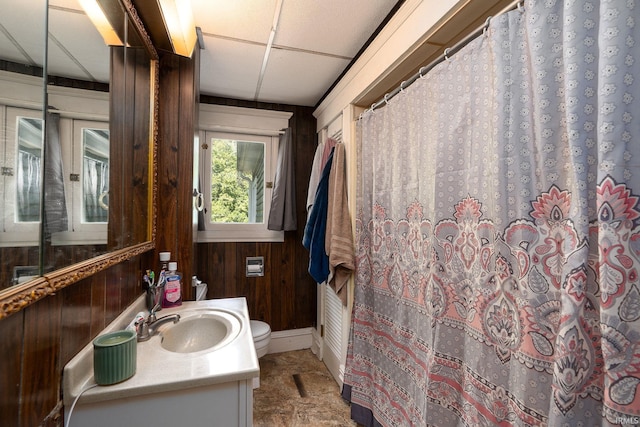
[93, 330, 137, 385]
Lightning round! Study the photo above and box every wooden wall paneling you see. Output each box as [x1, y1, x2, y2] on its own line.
[20, 292, 62, 427]
[120, 46, 136, 249]
[60, 281, 93, 368]
[236, 243, 255, 317]
[157, 54, 180, 255]
[108, 47, 125, 249]
[0, 246, 38, 291]
[292, 107, 318, 329]
[176, 52, 196, 300]
[114, 258, 137, 312]
[267, 242, 284, 329]
[224, 242, 237, 298]
[0, 310, 23, 427]
[204, 244, 217, 297]
[90, 269, 107, 337]
[279, 238, 297, 330]
[131, 47, 151, 245]
[110, 46, 152, 250]
[104, 266, 122, 326]
[198, 242, 215, 297]
[203, 243, 220, 298]
[254, 242, 272, 324]
[156, 49, 198, 299]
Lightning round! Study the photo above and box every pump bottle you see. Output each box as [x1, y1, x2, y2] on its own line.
[162, 261, 183, 308]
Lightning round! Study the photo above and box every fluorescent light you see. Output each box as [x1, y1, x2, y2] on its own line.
[157, 0, 197, 57]
[79, 0, 123, 46]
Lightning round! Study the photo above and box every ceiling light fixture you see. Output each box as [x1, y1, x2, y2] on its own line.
[78, 0, 123, 46]
[157, 0, 197, 57]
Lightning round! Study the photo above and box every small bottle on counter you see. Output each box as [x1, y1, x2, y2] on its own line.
[159, 252, 171, 272]
[162, 261, 182, 308]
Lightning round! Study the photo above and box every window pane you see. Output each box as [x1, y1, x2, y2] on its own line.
[82, 128, 109, 223]
[210, 138, 265, 224]
[16, 117, 43, 222]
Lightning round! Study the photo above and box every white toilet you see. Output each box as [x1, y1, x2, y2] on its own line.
[250, 320, 271, 358]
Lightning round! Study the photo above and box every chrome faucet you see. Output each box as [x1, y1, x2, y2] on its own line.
[136, 303, 180, 342]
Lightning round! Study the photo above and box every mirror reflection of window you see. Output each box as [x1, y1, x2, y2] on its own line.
[210, 138, 265, 224]
[17, 117, 44, 223]
[82, 128, 109, 223]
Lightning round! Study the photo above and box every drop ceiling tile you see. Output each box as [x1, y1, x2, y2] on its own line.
[0, 32, 30, 65]
[2, 0, 401, 107]
[275, 0, 397, 57]
[191, 0, 276, 45]
[258, 48, 350, 106]
[48, 8, 110, 82]
[0, 0, 47, 67]
[49, 0, 82, 8]
[199, 36, 266, 101]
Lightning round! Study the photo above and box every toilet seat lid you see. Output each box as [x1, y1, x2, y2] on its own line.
[250, 320, 271, 340]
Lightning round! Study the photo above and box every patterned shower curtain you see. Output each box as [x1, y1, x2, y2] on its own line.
[344, 1, 640, 426]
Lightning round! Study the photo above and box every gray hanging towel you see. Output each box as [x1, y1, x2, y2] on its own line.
[43, 112, 68, 236]
[268, 127, 297, 231]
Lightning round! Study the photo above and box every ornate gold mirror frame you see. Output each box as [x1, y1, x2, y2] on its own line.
[0, 0, 159, 319]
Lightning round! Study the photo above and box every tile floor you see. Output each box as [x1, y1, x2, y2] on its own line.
[253, 349, 357, 426]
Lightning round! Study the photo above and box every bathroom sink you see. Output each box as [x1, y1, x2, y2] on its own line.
[63, 297, 260, 427]
[158, 309, 242, 354]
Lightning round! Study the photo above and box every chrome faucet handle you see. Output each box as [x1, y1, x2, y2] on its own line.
[136, 317, 151, 341]
[136, 312, 180, 342]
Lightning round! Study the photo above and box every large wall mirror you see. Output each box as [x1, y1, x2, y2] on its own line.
[0, 0, 157, 318]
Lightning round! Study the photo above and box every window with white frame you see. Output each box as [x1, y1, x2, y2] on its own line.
[52, 119, 109, 246]
[198, 104, 291, 242]
[0, 73, 110, 248]
[0, 107, 44, 247]
[200, 131, 281, 241]
[0, 110, 109, 247]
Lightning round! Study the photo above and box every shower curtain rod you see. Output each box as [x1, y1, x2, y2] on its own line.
[365, 0, 524, 115]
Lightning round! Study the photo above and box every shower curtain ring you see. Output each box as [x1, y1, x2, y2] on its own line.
[483, 16, 492, 36]
[517, 1, 524, 12]
[384, 93, 390, 104]
[370, 102, 376, 112]
[419, 66, 427, 79]
[400, 81, 407, 93]
[444, 48, 451, 61]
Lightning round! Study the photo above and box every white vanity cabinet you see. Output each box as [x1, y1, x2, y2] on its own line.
[67, 379, 254, 427]
[64, 297, 259, 427]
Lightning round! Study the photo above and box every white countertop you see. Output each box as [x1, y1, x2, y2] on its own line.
[63, 296, 260, 406]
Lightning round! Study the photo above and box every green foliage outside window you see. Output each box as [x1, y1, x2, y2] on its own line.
[210, 139, 249, 223]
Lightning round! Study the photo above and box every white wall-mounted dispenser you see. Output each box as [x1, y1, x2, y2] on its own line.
[246, 257, 264, 277]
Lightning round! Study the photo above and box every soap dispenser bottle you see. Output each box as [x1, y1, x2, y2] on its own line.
[162, 261, 182, 308]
